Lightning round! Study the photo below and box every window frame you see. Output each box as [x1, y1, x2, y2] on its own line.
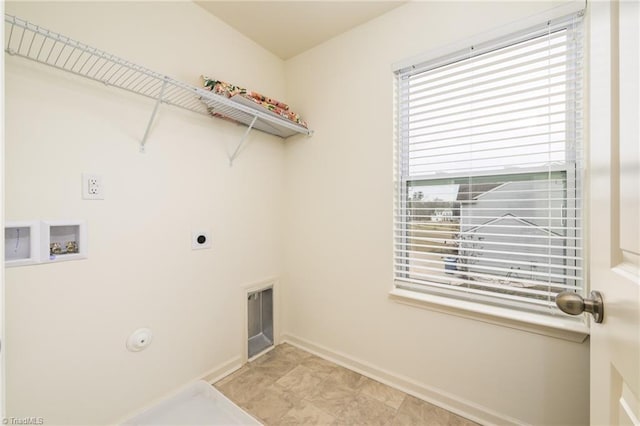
[391, 9, 588, 337]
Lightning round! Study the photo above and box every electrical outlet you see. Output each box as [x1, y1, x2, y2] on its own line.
[192, 230, 211, 250]
[88, 177, 99, 194]
[82, 173, 104, 200]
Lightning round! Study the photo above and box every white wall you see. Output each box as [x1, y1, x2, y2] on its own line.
[282, 2, 589, 425]
[4, 2, 288, 424]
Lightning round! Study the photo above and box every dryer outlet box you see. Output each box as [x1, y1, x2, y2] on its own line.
[192, 230, 211, 250]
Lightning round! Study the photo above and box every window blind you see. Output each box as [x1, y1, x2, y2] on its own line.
[394, 13, 584, 314]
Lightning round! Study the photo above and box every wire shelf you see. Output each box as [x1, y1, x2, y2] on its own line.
[4, 13, 312, 148]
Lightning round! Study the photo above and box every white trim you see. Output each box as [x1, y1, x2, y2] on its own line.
[406, 164, 571, 183]
[281, 333, 528, 426]
[201, 356, 244, 385]
[389, 287, 589, 342]
[392, 0, 586, 72]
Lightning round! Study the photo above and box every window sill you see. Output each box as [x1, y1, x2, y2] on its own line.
[389, 287, 590, 343]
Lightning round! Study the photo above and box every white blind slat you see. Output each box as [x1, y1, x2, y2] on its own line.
[408, 54, 579, 102]
[394, 253, 583, 272]
[408, 100, 575, 132]
[394, 259, 582, 283]
[395, 277, 559, 307]
[396, 243, 582, 262]
[406, 31, 574, 90]
[394, 266, 581, 291]
[406, 77, 575, 116]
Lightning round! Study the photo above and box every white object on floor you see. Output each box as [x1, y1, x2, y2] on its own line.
[122, 380, 261, 425]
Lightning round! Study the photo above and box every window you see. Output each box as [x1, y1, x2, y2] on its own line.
[394, 13, 584, 316]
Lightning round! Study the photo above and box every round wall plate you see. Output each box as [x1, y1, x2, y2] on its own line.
[126, 328, 153, 352]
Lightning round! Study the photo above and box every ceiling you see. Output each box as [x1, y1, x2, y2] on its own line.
[195, 1, 406, 60]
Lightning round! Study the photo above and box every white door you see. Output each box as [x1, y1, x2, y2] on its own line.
[589, 1, 640, 425]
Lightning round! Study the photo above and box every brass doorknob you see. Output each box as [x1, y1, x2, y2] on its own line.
[555, 290, 604, 323]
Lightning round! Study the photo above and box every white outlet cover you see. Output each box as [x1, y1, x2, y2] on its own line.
[192, 230, 211, 250]
[82, 173, 104, 200]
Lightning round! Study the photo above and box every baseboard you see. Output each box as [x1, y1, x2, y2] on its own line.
[281, 333, 527, 426]
[201, 355, 244, 384]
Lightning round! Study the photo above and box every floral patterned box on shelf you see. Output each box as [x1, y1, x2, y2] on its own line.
[201, 76, 308, 129]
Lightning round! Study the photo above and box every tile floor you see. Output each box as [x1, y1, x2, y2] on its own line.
[214, 343, 479, 425]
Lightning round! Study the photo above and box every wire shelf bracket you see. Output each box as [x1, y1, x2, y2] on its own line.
[4, 13, 313, 161]
[140, 79, 168, 153]
[229, 115, 258, 166]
